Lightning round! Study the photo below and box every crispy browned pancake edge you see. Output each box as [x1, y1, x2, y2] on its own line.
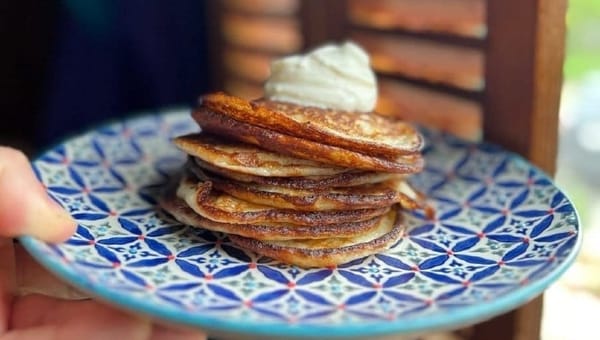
[201, 92, 423, 157]
[173, 133, 349, 177]
[188, 162, 423, 212]
[228, 207, 405, 268]
[161, 194, 389, 241]
[178, 175, 392, 226]
[193, 157, 399, 189]
[192, 108, 424, 173]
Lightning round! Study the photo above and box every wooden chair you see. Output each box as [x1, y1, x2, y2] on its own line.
[207, 0, 567, 338]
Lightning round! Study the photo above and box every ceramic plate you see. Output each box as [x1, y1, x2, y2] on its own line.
[20, 110, 581, 339]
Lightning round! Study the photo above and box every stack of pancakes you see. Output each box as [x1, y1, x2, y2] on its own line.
[162, 92, 428, 268]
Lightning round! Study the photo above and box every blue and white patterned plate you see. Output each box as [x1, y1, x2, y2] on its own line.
[20, 110, 581, 339]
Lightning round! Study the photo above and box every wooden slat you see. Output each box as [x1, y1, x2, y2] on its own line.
[528, 0, 566, 176]
[473, 296, 545, 340]
[352, 31, 484, 91]
[223, 47, 272, 83]
[348, 0, 486, 39]
[476, 0, 567, 337]
[222, 13, 302, 53]
[205, 1, 226, 90]
[377, 78, 482, 141]
[300, 0, 348, 50]
[223, 0, 299, 15]
[224, 78, 264, 100]
[482, 0, 565, 175]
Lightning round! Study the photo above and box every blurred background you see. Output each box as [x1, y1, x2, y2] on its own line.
[543, 0, 600, 339]
[1, 1, 598, 339]
[0, 1, 214, 152]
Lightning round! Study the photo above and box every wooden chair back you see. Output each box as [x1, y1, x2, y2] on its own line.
[207, 1, 567, 338]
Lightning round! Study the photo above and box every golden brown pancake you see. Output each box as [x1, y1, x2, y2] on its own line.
[177, 175, 390, 226]
[201, 92, 423, 157]
[166, 90, 428, 268]
[229, 206, 405, 267]
[161, 194, 387, 241]
[193, 157, 398, 189]
[174, 133, 348, 177]
[192, 108, 424, 173]
[188, 163, 425, 212]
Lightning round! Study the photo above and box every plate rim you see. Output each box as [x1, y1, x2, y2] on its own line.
[18, 111, 583, 338]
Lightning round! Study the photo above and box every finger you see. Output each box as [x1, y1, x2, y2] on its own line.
[3, 318, 151, 340]
[13, 243, 88, 300]
[0, 239, 16, 334]
[9, 295, 152, 340]
[0, 325, 58, 340]
[0, 147, 76, 243]
[2, 323, 207, 340]
[10, 294, 206, 340]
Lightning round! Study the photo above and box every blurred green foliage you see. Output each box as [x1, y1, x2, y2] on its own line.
[564, 0, 600, 80]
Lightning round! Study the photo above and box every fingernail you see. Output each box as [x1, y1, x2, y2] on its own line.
[24, 194, 77, 243]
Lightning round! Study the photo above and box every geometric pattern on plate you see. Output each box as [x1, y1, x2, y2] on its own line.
[23, 111, 580, 337]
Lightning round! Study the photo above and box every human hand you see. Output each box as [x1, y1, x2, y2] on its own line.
[0, 147, 206, 340]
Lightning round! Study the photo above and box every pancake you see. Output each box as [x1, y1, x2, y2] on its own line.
[229, 206, 405, 267]
[177, 175, 390, 226]
[174, 133, 348, 177]
[200, 92, 423, 157]
[161, 194, 386, 241]
[212, 177, 426, 212]
[167, 88, 427, 267]
[188, 163, 425, 211]
[192, 108, 425, 173]
[193, 157, 398, 189]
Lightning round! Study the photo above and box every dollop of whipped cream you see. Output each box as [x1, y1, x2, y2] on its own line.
[264, 41, 377, 112]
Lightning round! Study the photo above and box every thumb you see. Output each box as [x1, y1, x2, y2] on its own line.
[0, 147, 76, 243]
